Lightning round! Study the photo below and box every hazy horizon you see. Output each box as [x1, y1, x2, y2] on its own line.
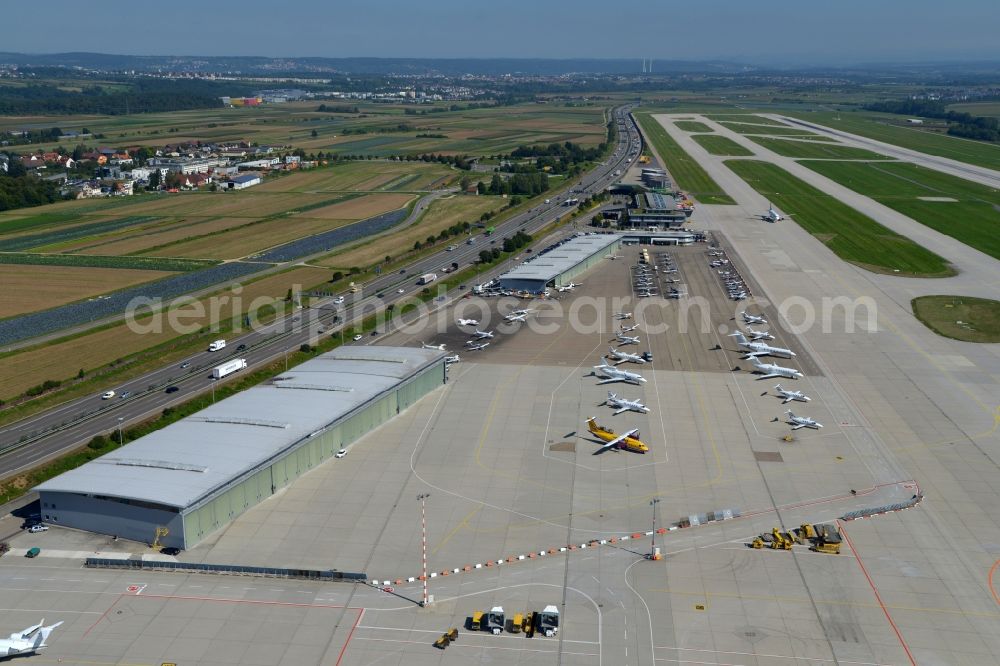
[6, 0, 999, 66]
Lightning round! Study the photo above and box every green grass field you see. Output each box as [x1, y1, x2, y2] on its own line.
[800, 160, 1000, 260]
[724, 160, 954, 277]
[719, 122, 819, 137]
[911, 296, 1000, 343]
[705, 114, 787, 126]
[782, 111, 1000, 171]
[747, 137, 892, 160]
[690, 134, 754, 156]
[636, 114, 736, 205]
[674, 120, 713, 133]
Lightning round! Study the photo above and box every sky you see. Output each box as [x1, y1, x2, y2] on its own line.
[6, 0, 999, 65]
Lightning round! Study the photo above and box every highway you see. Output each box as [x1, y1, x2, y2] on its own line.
[0, 105, 641, 482]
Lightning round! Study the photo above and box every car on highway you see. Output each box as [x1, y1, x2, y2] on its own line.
[119, 391, 132, 399]
[353, 334, 363, 341]
[397, 288, 404, 294]
[25, 547, 40, 558]
[180, 362, 191, 369]
[101, 390, 115, 400]
[28, 525, 48, 533]
[399, 269, 406, 274]
[376, 292, 385, 298]
[237, 344, 247, 351]
[333, 296, 345, 304]
[335, 449, 347, 458]
[165, 386, 179, 394]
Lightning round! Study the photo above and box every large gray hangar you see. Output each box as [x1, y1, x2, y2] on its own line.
[497, 234, 621, 293]
[36, 346, 446, 549]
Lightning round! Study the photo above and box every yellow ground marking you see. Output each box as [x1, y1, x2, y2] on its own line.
[432, 505, 481, 555]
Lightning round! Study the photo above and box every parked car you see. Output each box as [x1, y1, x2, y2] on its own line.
[160, 547, 181, 556]
[28, 525, 48, 533]
[353, 334, 363, 341]
[335, 449, 347, 458]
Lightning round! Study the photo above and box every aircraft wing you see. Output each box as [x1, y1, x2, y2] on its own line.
[601, 429, 638, 448]
[613, 406, 629, 415]
[791, 423, 806, 430]
[781, 396, 793, 404]
[754, 372, 781, 380]
[742, 351, 768, 359]
[596, 377, 620, 385]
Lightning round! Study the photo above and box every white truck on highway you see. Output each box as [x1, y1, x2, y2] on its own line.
[208, 339, 226, 352]
[212, 358, 247, 379]
[417, 273, 437, 285]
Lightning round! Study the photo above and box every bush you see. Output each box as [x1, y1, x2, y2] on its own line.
[299, 343, 312, 353]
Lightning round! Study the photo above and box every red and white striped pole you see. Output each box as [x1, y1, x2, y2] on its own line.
[417, 493, 430, 607]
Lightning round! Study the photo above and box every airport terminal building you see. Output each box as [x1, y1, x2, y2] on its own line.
[497, 234, 621, 293]
[36, 347, 446, 549]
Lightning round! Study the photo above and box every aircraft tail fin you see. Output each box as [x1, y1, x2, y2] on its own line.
[34, 621, 63, 649]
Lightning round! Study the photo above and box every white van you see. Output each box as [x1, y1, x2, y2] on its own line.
[208, 339, 226, 352]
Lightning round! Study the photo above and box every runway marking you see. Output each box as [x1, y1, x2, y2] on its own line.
[654, 641, 895, 666]
[838, 521, 917, 666]
[334, 608, 365, 666]
[0, 607, 101, 614]
[354, 636, 598, 656]
[624, 558, 656, 666]
[431, 505, 480, 555]
[988, 558, 1000, 607]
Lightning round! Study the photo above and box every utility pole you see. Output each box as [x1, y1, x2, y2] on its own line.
[117, 417, 124, 448]
[417, 493, 431, 606]
[649, 498, 661, 559]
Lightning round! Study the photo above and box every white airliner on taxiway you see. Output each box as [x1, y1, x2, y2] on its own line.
[603, 391, 650, 414]
[730, 332, 795, 359]
[774, 384, 810, 404]
[0, 620, 63, 658]
[758, 202, 790, 223]
[786, 410, 822, 430]
[749, 357, 803, 380]
[594, 363, 647, 385]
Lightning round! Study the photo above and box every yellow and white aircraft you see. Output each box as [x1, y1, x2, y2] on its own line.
[586, 417, 649, 454]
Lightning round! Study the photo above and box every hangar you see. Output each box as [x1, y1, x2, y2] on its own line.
[36, 347, 446, 550]
[497, 233, 621, 293]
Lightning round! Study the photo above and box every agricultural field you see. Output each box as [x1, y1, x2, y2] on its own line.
[746, 136, 892, 160]
[253, 161, 453, 193]
[147, 192, 413, 260]
[637, 114, 736, 205]
[0, 265, 331, 400]
[719, 122, 819, 137]
[673, 120, 713, 132]
[318, 194, 504, 270]
[0, 265, 176, 319]
[945, 101, 1000, 119]
[782, 111, 1000, 171]
[800, 160, 1000, 260]
[724, 159, 953, 277]
[690, 134, 754, 156]
[911, 296, 1000, 343]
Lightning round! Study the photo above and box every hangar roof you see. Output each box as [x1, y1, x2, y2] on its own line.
[498, 234, 620, 284]
[36, 347, 443, 510]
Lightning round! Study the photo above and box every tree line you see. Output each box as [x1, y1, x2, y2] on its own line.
[864, 99, 1000, 142]
[0, 158, 60, 212]
[0, 79, 231, 116]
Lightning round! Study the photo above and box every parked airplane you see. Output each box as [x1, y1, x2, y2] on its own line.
[741, 311, 768, 325]
[774, 384, 810, 404]
[614, 312, 633, 320]
[616, 333, 640, 345]
[504, 313, 528, 323]
[786, 410, 822, 430]
[472, 330, 494, 339]
[457, 318, 479, 327]
[586, 417, 649, 454]
[509, 308, 533, 316]
[608, 347, 647, 365]
[730, 332, 795, 359]
[758, 202, 788, 223]
[467, 342, 490, 351]
[620, 323, 640, 333]
[746, 327, 774, 341]
[0, 619, 63, 657]
[603, 391, 650, 414]
[749, 357, 803, 380]
[421, 342, 447, 351]
[556, 282, 581, 292]
[593, 363, 647, 385]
